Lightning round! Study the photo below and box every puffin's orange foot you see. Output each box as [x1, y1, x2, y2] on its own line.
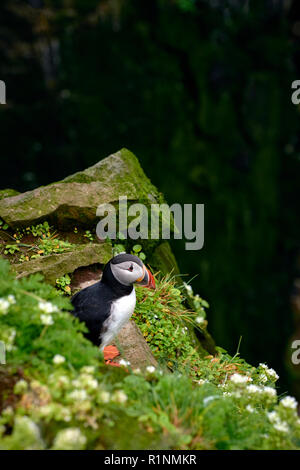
[103, 345, 120, 363]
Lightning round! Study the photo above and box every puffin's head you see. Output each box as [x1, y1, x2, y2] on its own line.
[104, 253, 155, 289]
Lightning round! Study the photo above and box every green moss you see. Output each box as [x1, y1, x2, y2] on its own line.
[150, 242, 180, 276]
[0, 189, 20, 201]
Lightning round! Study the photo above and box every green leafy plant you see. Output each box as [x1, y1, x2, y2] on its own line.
[131, 244, 146, 261]
[0, 219, 9, 231]
[56, 275, 72, 295]
[83, 230, 94, 242]
[1, 257, 300, 450]
[4, 244, 20, 255]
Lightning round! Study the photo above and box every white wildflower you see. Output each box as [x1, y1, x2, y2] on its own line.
[60, 408, 72, 422]
[38, 301, 58, 314]
[195, 316, 205, 324]
[14, 379, 28, 394]
[40, 314, 54, 325]
[259, 363, 279, 381]
[267, 410, 279, 424]
[280, 396, 298, 410]
[69, 389, 88, 401]
[57, 375, 69, 387]
[99, 391, 111, 403]
[52, 428, 87, 450]
[259, 373, 268, 383]
[262, 386, 277, 397]
[198, 379, 208, 385]
[0, 298, 10, 315]
[53, 354, 65, 365]
[183, 282, 193, 294]
[133, 368, 141, 374]
[7, 295, 16, 304]
[273, 421, 289, 433]
[119, 359, 130, 367]
[112, 390, 128, 404]
[79, 374, 98, 390]
[246, 405, 255, 413]
[246, 384, 261, 394]
[146, 366, 156, 373]
[267, 368, 279, 381]
[230, 373, 252, 384]
[267, 411, 289, 433]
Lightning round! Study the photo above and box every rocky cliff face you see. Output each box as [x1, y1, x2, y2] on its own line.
[0, 148, 210, 367]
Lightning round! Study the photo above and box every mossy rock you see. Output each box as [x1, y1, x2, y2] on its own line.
[12, 243, 112, 284]
[114, 320, 159, 370]
[150, 242, 180, 276]
[0, 189, 20, 201]
[0, 149, 162, 229]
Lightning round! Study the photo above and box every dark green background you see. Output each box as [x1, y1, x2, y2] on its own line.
[1, 0, 300, 395]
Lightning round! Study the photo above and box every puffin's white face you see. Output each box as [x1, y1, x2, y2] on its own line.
[110, 259, 145, 286]
[109, 254, 155, 288]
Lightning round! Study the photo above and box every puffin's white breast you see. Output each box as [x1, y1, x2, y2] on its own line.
[100, 288, 136, 349]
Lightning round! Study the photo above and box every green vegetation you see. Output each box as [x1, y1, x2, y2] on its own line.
[55, 275, 71, 295]
[0, 222, 96, 264]
[1, 257, 300, 450]
[110, 235, 147, 262]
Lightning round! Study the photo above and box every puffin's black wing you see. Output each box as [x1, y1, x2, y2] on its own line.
[71, 282, 113, 347]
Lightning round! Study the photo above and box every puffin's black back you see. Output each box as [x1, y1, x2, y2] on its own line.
[71, 262, 133, 346]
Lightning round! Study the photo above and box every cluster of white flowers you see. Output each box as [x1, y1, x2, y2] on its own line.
[72, 373, 98, 392]
[1, 327, 16, 351]
[267, 411, 289, 433]
[39, 301, 58, 326]
[259, 363, 279, 382]
[230, 373, 252, 384]
[146, 365, 156, 374]
[0, 295, 16, 315]
[98, 390, 111, 403]
[7, 295, 16, 304]
[195, 316, 205, 324]
[38, 404, 71, 423]
[40, 314, 54, 326]
[246, 384, 277, 397]
[14, 379, 28, 394]
[112, 390, 128, 404]
[197, 379, 209, 386]
[0, 298, 10, 315]
[53, 354, 66, 365]
[246, 405, 255, 413]
[52, 427, 87, 450]
[280, 396, 298, 410]
[38, 301, 59, 314]
[68, 389, 88, 402]
[53, 374, 70, 388]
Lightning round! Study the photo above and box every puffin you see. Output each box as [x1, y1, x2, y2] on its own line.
[71, 253, 155, 358]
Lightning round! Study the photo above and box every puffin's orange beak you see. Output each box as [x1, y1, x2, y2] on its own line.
[145, 268, 156, 289]
[136, 267, 156, 289]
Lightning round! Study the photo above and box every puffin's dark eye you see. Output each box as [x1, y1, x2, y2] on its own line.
[128, 265, 133, 272]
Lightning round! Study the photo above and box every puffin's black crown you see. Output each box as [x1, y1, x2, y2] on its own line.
[110, 253, 143, 267]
